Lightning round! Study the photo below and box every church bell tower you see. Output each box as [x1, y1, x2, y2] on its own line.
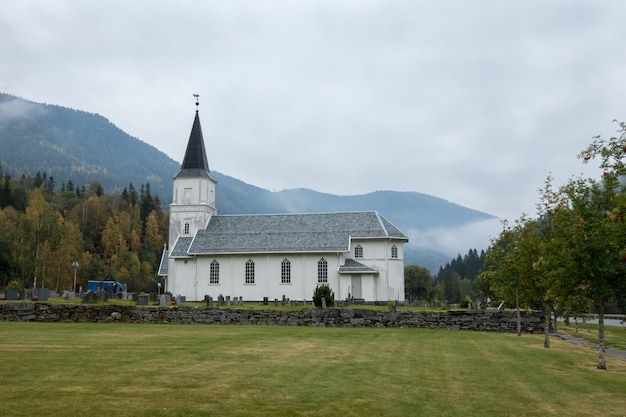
[168, 98, 217, 250]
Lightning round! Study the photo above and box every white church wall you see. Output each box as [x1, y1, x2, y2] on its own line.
[169, 246, 406, 302]
[173, 177, 215, 205]
[168, 258, 197, 299]
[186, 252, 346, 302]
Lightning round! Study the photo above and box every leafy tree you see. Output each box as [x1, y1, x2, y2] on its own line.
[23, 188, 59, 288]
[404, 265, 434, 303]
[559, 127, 626, 369]
[481, 122, 626, 368]
[0, 207, 20, 286]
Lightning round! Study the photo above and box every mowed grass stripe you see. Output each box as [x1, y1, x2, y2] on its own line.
[0, 322, 624, 417]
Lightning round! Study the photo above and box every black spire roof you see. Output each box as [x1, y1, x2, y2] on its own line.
[175, 111, 212, 178]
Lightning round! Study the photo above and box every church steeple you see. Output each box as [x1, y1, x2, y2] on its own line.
[175, 110, 211, 178]
[169, 100, 218, 251]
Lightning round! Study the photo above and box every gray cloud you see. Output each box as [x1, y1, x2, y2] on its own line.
[1, 0, 623, 225]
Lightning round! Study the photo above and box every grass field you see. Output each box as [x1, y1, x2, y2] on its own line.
[0, 323, 625, 417]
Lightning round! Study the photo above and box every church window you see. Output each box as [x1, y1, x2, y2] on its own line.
[245, 259, 255, 284]
[355, 245, 363, 258]
[210, 260, 220, 284]
[317, 258, 328, 283]
[184, 187, 193, 204]
[391, 245, 398, 259]
[281, 259, 291, 284]
[184, 222, 190, 235]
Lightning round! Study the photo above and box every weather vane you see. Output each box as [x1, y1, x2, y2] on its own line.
[193, 93, 200, 110]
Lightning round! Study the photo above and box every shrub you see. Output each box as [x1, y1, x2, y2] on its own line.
[7, 280, 21, 290]
[312, 284, 334, 308]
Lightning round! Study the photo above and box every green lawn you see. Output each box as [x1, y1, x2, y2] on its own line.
[0, 323, 624, 417]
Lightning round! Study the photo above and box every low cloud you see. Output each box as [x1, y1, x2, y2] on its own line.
[0, 96, 46, 121]
[407, 218, 503, 257]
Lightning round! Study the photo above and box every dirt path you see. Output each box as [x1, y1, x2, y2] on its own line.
[552, 333, 626, 361]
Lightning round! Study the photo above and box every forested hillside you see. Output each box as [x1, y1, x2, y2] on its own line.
[0, 168, 165, 293]
[0, 92, 178, 199]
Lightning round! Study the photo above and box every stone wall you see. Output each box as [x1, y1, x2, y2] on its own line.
[0, 302, 545, 333]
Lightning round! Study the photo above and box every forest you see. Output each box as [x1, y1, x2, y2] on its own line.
[0, 167, 167, 293]
[405, 248, 486, 307]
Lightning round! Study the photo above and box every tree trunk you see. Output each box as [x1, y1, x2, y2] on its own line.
[543, 303, 551, 348]
[597, 303, 606, 370]
[516, 284, 521, 336]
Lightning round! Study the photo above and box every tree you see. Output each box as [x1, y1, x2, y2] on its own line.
[480, 218, 539, 337]
[22, 189, 59, 289]
[404, 265, 434, 303]
[313, 284, 334, 308]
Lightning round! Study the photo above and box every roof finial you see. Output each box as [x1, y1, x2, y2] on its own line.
[193, 93, 200, 111]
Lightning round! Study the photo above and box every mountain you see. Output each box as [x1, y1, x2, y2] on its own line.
[0, 93, 497, 270]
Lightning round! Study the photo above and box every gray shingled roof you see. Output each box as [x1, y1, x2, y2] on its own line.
[170, 236, 194, 257]
[187, 211, 407, 255]
[157, 249, 169, 276]
[338, 258, 379, 274]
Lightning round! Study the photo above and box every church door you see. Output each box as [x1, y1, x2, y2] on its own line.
[351, 275, 362, 299]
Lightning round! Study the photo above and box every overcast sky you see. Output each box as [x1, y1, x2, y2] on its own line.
[2, 1, 624, 222]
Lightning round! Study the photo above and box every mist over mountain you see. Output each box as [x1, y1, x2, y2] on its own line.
[0, 93, 498, 270]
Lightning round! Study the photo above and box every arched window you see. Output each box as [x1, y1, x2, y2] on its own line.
[184, 222, 190, 235]
[317, 258, 328, 283]
[355, 245, 363, 258]
[210, 260, 220, 284]
[245, 259, 255, 284]
[391, 245, 398, 259]
[281, 259, 291, 284]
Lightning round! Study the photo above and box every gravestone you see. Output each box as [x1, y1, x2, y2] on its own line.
[225, 296, 231, 306]
[33, 288, 49, 301]
[159, 295, 166, 307]
[174, 295, 182, 305]
[218, 295, 224, 306]
[205, 295, 213, 307]
[5, 289, 20, 300]
[136, 293, 150, 305]
[263, 297, 268, 306]
[321, 297, 327, 309]
[82, 290, 97, 303]
[99, 288, 109, 303]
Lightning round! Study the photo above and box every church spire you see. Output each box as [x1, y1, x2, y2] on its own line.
[175, 97, 211, 178]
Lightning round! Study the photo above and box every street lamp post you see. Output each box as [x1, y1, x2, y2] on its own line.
[72, 261, 79, 293]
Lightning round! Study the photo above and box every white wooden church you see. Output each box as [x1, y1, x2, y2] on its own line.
[159, 106, 408, 303]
